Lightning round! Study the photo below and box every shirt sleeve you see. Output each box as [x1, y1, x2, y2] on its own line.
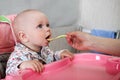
[41, 46, 66, 64]
[6, 52, 35, 75]
[6, 54, 23, 75]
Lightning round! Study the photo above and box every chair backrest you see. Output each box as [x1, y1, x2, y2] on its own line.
[0, 15, 16, 54]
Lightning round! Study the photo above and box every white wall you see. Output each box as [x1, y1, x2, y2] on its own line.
[77, 0, 120, 31]
[0, 0, 120, 31]
[0, 0, 79, 28]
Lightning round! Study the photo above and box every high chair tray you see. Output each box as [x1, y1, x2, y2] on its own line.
[5, 53, 120, 80]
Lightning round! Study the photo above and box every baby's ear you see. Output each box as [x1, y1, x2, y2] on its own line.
[18, 31, 29, 43]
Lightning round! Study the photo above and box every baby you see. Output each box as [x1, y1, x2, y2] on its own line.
[6, 9, 73, 75]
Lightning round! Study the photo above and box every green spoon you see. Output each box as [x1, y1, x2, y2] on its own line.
[47, 35, 66, 41]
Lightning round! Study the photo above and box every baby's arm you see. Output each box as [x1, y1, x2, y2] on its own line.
[6, 53, 44, 75]
[41, 46, 74, 63]
[59, 49, 74, 60]
[6, 56, 24, 75]
[19, 59, 44, 73]
[54, 49, 74, 61]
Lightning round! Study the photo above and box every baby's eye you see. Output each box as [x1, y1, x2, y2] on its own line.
[46, 24, 50, 27]
[37, 24, 42, 28]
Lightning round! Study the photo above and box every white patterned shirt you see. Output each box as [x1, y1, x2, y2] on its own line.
[6, 43, 64, 75]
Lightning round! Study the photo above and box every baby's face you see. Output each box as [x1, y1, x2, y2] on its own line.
[25, 12, 51, 48]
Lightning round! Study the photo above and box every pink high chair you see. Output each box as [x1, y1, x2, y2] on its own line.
[0, 15, 16, 54]
[0, 14, 16, 79]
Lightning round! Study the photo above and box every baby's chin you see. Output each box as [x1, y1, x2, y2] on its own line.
[44, 41, 50, 46]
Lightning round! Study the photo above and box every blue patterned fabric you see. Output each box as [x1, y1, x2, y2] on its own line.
[91, 29, 115, 38]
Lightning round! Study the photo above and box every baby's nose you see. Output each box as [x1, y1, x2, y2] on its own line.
[44, 26, 51, 32]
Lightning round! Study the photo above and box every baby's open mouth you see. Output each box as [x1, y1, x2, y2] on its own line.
[46, 35, 51, 40]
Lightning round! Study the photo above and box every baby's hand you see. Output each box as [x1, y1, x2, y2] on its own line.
[60, 50, 74, 60]
[19, 59, 44, 73]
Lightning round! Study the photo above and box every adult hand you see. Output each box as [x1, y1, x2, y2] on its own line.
[66, 31, 120, 56]
[66, 31, 92, 50]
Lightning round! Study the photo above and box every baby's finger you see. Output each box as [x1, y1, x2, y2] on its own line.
[34, 61, 44, 73]
[65, 53, 74, 60]
[39, 62, 44, 72]
[32, 63, 40, 72]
